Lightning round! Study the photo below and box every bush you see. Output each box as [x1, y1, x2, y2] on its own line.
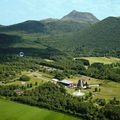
[54, 72, 65, 80]
[79, 59, 90, 66]
[19, 75, 30, 81]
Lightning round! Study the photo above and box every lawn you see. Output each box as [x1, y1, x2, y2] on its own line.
[6, 71, 53, 86]
[76, 57, 120, 64]
[0, 99, 80, 120]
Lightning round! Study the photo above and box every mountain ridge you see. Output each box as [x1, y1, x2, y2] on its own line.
[0, 11, 119, 57]
[0, 10, 99, 33]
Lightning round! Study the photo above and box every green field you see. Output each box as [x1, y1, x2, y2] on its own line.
[0, 99, 80, 120]
[77, 57, 120, 64]
[6, 71, 53, 86]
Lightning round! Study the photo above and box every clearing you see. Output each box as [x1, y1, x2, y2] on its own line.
[75, 57, 120, 64]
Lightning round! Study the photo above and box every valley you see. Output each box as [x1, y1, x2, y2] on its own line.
[0, 8, 120, 120]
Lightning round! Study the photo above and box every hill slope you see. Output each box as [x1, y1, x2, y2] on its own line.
[35, 17, 120, 57]
[0, 33, 22, 47]
[71, 17, 120, 56]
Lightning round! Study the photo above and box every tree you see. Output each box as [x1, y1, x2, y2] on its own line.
[94, 87, 98, 92]
[54, 72, 65, 80]
[35, 82, 38, 86]
[19, 75, 30, 81]
[99, 88, 101, 92]
[89, 92, 92, 97]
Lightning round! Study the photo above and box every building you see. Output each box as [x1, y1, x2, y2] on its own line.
[15, 89, 24, 95]
[59, 79, 73, 87]
[51, 79, 59, 84]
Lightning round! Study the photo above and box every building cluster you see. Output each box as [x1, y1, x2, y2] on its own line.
[52, 79, 100, 89]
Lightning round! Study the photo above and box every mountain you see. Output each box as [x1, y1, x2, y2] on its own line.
[40, 18, 59, 23]
[0, 20, 90, 34]
[61, 10, 99, 24]
[76, 16, 120, 48]
[34, 17, 120, 57]
[0, 10, 99, 33]
[0, 11, 119, 57]
[0, 21, 92, 34]
[0, 20, 46, 33]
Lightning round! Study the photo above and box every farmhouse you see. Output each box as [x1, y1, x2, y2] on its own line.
[59, 79, 73, 87]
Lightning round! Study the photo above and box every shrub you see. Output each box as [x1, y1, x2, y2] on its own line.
[19, 75, 30, 81]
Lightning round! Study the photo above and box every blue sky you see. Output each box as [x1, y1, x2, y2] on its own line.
[0, 0, 120, 25]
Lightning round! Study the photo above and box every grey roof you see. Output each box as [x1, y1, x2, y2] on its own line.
[60, 79, 73, 85]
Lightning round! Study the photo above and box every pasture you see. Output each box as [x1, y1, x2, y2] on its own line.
[77, 57, 120, 64]
[6, 71, 53, 86]
[0, 99, 80, 120]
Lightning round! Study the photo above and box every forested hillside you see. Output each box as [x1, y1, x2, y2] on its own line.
[0, 12, 119, 57]
[28, 17, 120, 57]
[72, 17, 120, 56]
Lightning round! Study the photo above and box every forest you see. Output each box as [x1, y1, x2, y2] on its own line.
[0, 56, 119, 83]
[0, 82, 120, 120]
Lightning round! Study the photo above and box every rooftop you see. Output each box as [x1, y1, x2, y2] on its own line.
[60, 79, 73, 85]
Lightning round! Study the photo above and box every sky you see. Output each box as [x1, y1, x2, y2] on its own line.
[0, 0, 120, 25]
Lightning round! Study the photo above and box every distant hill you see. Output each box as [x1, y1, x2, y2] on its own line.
[40, 18, 59, 23]
[0, 25, 4, 27]
[0, 21, 46, 33]
[0, 20, 90, 34]
[0, 10, 99, 33]
[61, 10, 99, 24]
